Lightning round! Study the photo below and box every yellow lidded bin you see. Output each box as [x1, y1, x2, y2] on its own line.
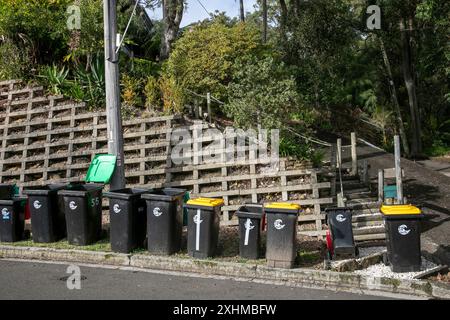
[186, 198, 224, 208]
[184, 197, 224, 259]
[380, 204, 422, 216]
[379, 204, 424, 273]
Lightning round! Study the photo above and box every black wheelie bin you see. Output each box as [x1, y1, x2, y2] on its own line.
[264, 203, 300, 269]
[235, 204, 264, 260]
[103, 188, 149, 253]
[142, 188, 186, 255]
[380, 204, 424, 272]
[22, 184, 68, 243]
[325, 207, 357, 260]
[185, 198, 224, 259]
[0, 196, 26, 242]
[58, 154, 116, 246]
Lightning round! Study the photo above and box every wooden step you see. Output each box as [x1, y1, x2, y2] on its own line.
[353, 225, 385, 235]
[355, 233, 386, 242]
[341, 186, 370, 193]
[352, 220, 384, 228]
[352, 207, 381, 216]
[352, 212, 383, 223]
[346, 199, 380, 208]
[341, 181, 367, 189]
[345, 191, 375, 200]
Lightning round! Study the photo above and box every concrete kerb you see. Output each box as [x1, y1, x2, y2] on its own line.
[0, 245, 449, 299]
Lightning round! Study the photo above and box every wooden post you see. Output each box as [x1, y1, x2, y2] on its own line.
[351, 132, 357, 176]
[207, 92, 212, 124]
[361, 159, 369, 184]
[378, 169, 384, 203]
[329, 144, 337, 197]
[336, 138, 342, 169]
[337, 193, 345, 207]
[194, 99, 199, 119]
[394, 135, 404, 204]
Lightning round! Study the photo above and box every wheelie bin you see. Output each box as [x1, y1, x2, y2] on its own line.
[185, 198, 224, 259]
[103, 188, 149, 253]
[58, 154, 117, 246]
[235, 204, 264, 260]
[381, 204, 424, 272]
[142, 188, 186, 255]
[22, 184, 68, 243]
[264, 203, 300, 269]
[0, 197, 26, 242]
[325, 207, 357, 260]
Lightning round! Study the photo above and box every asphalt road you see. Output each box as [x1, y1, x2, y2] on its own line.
[0, 259, 393, 300]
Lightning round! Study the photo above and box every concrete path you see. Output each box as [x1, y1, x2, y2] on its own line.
[0, 259, 393, 300]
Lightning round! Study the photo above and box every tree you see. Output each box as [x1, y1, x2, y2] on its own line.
[225, 55, 301, 130]
[163, 21, 264, 104]
[160, 0, 185, 60]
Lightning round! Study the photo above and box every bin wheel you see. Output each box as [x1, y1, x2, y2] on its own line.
[326, 230, 334, 257]
[354, 246, 359, 257]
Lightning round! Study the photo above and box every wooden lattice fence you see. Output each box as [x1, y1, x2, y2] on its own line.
[0, 80, 335, 238]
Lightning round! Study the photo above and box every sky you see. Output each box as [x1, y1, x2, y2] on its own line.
[147, 0, 258, 27]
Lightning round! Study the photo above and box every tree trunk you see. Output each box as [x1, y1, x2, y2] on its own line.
[160, 0, 184, 60]
[400, 17, 422, 157]
[262, 0, 267, 42]
[278, 0, 288, 44]
[378, 35, 411, 156]
[239, 0, 245, 22]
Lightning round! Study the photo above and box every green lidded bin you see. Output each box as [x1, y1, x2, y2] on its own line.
[58, 154, 117, 246]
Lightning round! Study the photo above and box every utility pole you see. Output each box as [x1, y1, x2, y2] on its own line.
[239, 0, 245, 22]
[104, 0, 125, 189]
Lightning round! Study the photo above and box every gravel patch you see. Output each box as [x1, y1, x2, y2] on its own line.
[355, 257, 438, 280]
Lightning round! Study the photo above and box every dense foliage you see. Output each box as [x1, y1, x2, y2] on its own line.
[0, 0, 448, 159]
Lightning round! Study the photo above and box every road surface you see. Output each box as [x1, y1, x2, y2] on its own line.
[0, 259, 395, 300]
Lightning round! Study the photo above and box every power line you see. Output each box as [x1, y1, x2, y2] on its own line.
[116, 0, 140, 53]
[195, 0, 211, 16]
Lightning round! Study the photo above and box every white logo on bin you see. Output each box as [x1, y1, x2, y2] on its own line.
[113, 204, 121, 214]
[274, 219, 285, 230]
[244, 218, 255, 246]
[33, 200, 42, 210]
[194, 210, 203, 251]
[69, 201, 77, 210]
[336, 214, 346, 223]
[153, 207, 163, 217]
[398, 224, 411, 236]
[1, 208, 10, 220]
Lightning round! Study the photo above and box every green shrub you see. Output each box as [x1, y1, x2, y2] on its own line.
[144, 76, 161, 113]
[121, 74, 143, 119]
[163, 21, 263, 104]
[225, 56, 300, 130]
[0, 41, 28, 80]
[74, 53, 105, 109]
[38, 64, 69, 95]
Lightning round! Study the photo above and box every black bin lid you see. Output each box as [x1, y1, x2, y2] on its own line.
[22, 184, 68, 196]
[235, 204, 264, 219]
[103, 188, 151, 200]
[141, 188, 186, 202]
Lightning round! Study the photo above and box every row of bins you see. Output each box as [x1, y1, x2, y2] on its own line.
[1, 183, 424, 273]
